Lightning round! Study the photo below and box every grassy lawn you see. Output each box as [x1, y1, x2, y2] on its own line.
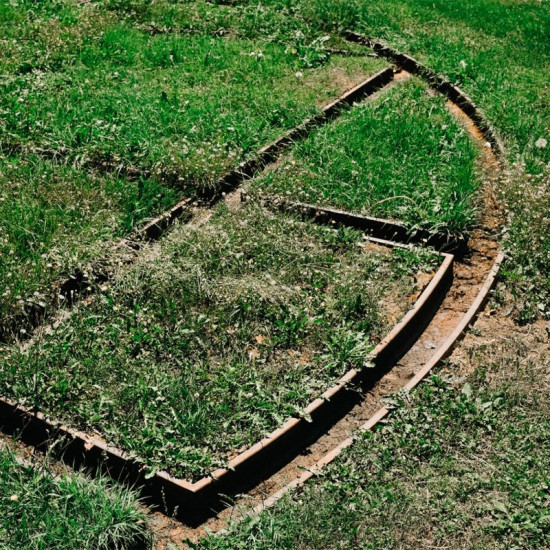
[1, 0, 548, 546]
[91, 0, 548, 176]
[0, 154, 178, 339]
[0, 204, 438, 480]
[0, 443, 149, 549]
[341, 0, 550, 171]
[252, 77, 480, 234]
[232, 0, 549, 321]
[1, 1, 385, 181]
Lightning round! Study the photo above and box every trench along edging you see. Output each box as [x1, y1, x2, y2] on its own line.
[220, 34, 508, 525]
[244, 251, 504, 517]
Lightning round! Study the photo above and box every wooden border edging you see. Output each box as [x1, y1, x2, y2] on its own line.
[264, 198, 468, 255]
[0, 37, 508, 531]
[0, 247, 453, 524]
[247, 251, 504, 514]
[344, 31, 505, 156]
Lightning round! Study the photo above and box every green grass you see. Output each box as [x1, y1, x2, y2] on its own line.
[339, 0, 550, 171]
[0, 444, 149, 550]
[0, 0, 386, 329]
[0, 1, 385, 183]
[86, 0, 364, 48]
[91, 0, 549, 318]
[1, 1, 548, 545]
[252, 78, 480, 234]
[0, 154, 179, 338]
[0, 203, 439, 480]
[332, 0, 550, 320]
[499, 171, 549, 322]
[200, 324, 550, 549]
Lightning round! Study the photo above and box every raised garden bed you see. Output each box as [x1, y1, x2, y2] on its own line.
[251, 78, 481, 235]
[0, 204, 445, 494]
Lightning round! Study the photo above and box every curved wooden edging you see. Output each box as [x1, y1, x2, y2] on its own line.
[248, 251, 504, 515]
[0, 246, 453, 523]
[344, 31, 505, 157]
[1, 35, 509, 532]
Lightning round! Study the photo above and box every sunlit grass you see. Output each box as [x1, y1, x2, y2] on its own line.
[0, 0, 385, 328]
[252, 78, 480, 234]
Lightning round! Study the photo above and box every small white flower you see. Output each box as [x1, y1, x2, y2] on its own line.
[295, 71, 303, 78]
[535, 137, 547, 149]
[459, 60, 467, 69]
